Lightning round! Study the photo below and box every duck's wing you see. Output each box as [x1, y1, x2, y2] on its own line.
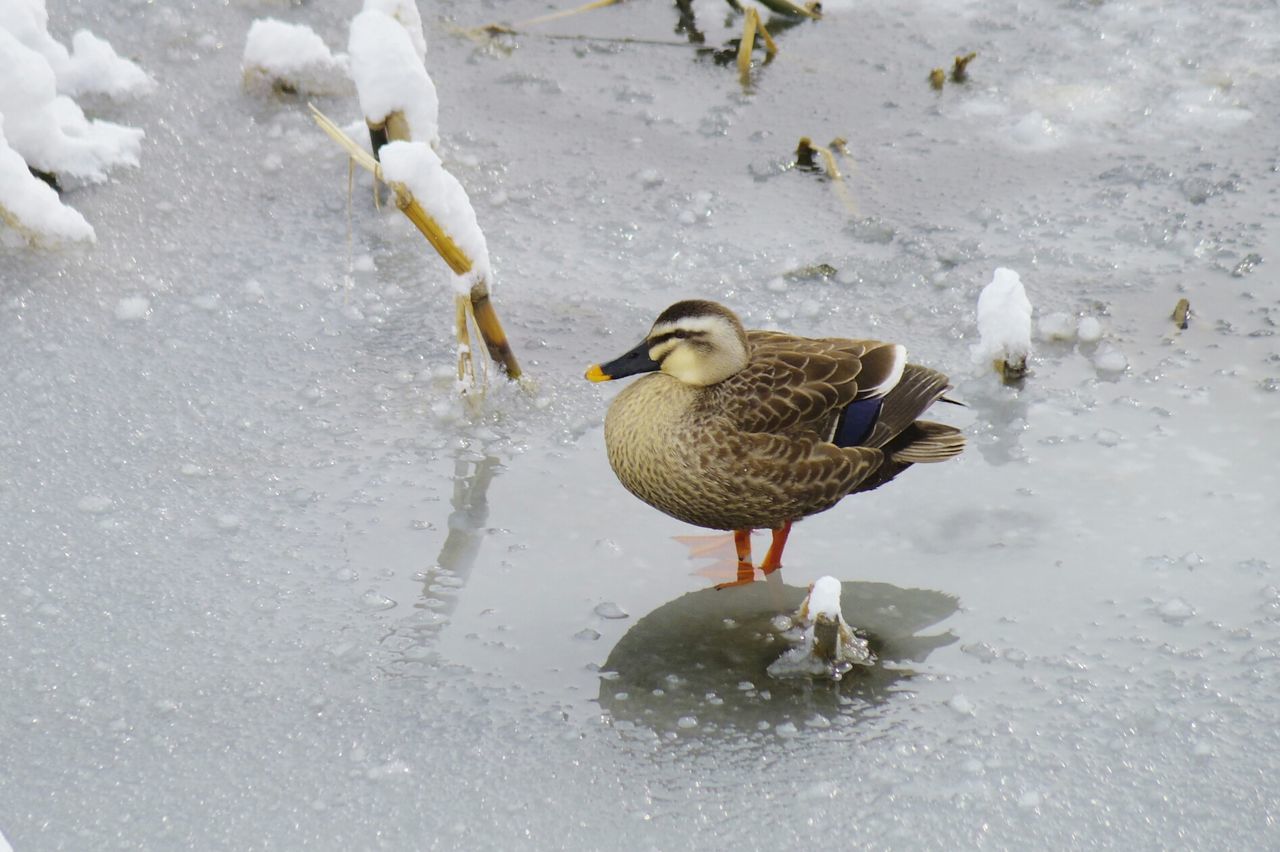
[716, 430, 885, 509]
[717, 332, 905, 436]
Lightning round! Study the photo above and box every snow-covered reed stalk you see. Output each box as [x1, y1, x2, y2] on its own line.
[310, 105, 521, 385]
[973, 267, 1033, 383]
[348, 8, 439, 155]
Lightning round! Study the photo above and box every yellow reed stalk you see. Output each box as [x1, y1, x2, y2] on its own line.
[456, 295, 474, 386]
[737, 7, 759, 85]
[819, 146, 858, 216]
[466, 0, 622, 38]
[757, 17, 779, 59]
[755, 0, 821, 19]
[516, 0, 623, 28]
[1172, 298, 1191, 330]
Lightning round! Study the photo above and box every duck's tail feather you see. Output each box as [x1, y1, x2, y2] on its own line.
[886, 421, 966, 464]
[864, 364, 953, 449]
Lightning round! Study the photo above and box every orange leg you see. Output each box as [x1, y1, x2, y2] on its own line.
[759, 521, 793, 576]
[715, 529, 758, 590]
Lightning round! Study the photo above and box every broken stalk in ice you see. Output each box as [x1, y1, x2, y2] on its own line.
[736, 8, 777, 87]
[309, 104, 521, 384]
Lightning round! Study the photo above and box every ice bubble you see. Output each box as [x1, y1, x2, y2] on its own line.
[114, 296, 151, 321]
[76, 495, 114, 514]
[1094, 346, 1128, 373]
[805, 714, 831, 729]
[359, 589, 396, 611]
[192, 293, 220, 312]
[676, 716, 698, 729]
[948, 694, 976, 715]
[573, 627, 601, 641]
[775, 721, 799, 738]
[1077, 316, 1103, 342]
[961, 642, 1000, 663]
[366, 760, 411, 780]
[1156, 597, 1195, 623]
[1010, 111, 1058, 148]
[1018, 791, 1042, 808]
[215, 513, 242, 530]
[1038, 311, 1076, 341]
[243, 279, 264, 298]
[593, 601, 629, 620]
[1094, 429, 1122, 447]
[638, 168, 662, 188]
[676, 209, 697, 225]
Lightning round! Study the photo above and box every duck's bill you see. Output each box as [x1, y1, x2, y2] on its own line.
[584, 340, 661, 382]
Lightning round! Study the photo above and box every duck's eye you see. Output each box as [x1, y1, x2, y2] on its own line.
[672, 330, 689, 339]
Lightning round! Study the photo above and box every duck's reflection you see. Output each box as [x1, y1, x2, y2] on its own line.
[598, 579, 958, 736]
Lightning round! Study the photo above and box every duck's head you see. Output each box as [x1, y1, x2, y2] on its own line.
[585, 300, 750, 387]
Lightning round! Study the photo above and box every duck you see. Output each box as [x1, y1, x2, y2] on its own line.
[585, 299, 964, 588]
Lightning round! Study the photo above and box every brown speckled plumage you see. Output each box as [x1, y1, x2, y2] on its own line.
[593, 301, 964, 533]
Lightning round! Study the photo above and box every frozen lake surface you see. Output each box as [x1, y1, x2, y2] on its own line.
[2, 0, 1279, 847]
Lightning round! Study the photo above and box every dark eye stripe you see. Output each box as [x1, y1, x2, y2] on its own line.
[649, 329, 706, 346]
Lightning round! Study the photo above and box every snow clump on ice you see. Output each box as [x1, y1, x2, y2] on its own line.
[3, 0, 154, 98]
[0, 114, 95, 243]
[241, 19, 352, 96]
[0, 1, 150, 245]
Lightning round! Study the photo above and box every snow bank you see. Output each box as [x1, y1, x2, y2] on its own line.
[0, 114, 96, 244]
[348, 10, 439, 148]
[2, 0, 153, 97]
[0, 27, 143, 183]
[972, 267, 1033, 372]
[241, 18, 351, 96]
[378, 141, 492, 293]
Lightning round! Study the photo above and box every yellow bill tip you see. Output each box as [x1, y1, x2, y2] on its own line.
[584, 364, 611, 382]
